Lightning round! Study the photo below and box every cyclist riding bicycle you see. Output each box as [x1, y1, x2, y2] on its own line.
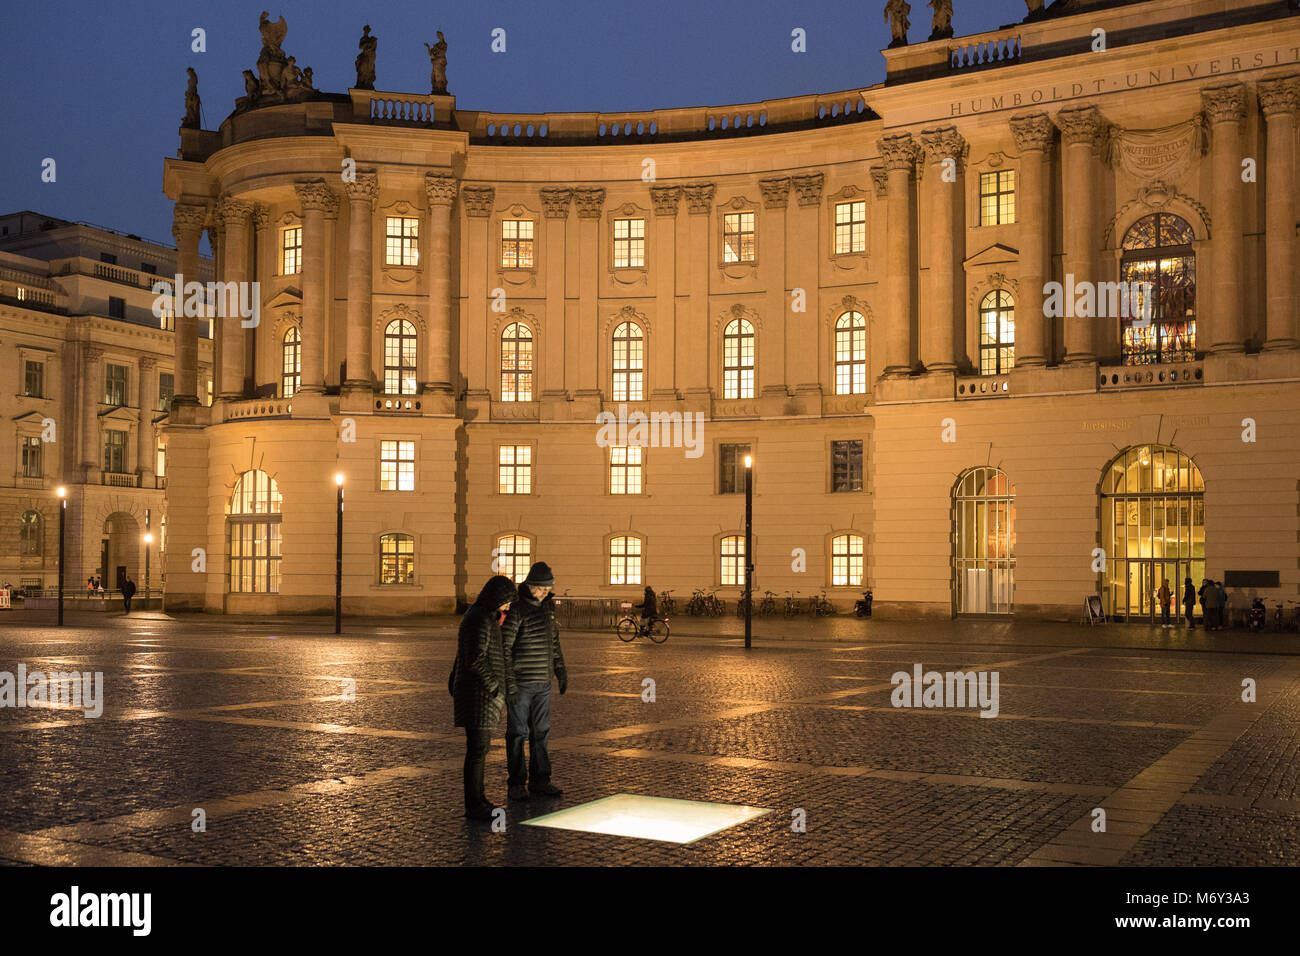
[634, 586, 658, 628]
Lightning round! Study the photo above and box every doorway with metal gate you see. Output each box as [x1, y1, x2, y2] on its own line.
[952, 466, 1016, 616]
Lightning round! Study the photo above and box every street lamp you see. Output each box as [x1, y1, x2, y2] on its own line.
[56, 486, 67, 627]
[743, 454, 753, 650]
[335, 472, 344, 634]
[143, 532, 153, 608]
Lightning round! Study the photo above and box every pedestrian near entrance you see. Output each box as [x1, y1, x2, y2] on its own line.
[501, 562, 567, 801]
[1183, 577, 1196, 628]
[450, 574, 518, 821]
[1216, 580, 1229, 629]
[121, 576, 137, 613]
[1157, 579, 1172, 628]
[1199, 578, 1215, 630]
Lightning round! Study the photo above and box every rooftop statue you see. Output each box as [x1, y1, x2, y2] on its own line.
[236, 11, 316, 112]
[1023, 0, 1047, 19]
[182, 67, 201, 129]
[355, 24, 377, 90]
[425, 31, 448, 94]
[885, 0, 911, 48]
[257, 11, 289, 95]
[928, 0, 954, 41]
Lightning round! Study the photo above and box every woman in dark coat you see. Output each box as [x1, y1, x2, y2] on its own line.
[451, 575, 518, 820]
[1182, 577, 1196, 628]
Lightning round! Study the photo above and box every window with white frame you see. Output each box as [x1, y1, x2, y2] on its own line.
[834, 311, 867, 395]
[831, 533, 865, 586]
[384, 319, 418, 395]
[612, 321, 644, 401]
[613, 218, 646, 268]
[720, 534, 746, 586]
[723, 318, 755, 399]
[379, 532, 416, 584]
[379, 440, 415, 491]
[281, 226, 302, 274]
[501, 219, 535, 268]
[834, 201, 867, 254]
[385, 217, 419, 266]
[500, 323, 533, 402]
[610, 445, 643, 495]
[498, 445, 532, 494]
[496, 534, 532, 583]
[723, 212, 755, 263]
[609, 535, 643, 585]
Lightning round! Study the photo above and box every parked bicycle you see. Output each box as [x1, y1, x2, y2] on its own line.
[1273, 600, 1300, 633]
[616, 614, 670, 643]
[686, 589, 709, 616]
[784, 590, 803, 617]
[704, 588, 726, 617]
[759, 590, 778, 616]
[809, 590, 838, 616]
[659, 590, 677, 617]
[735, 593, 752, 618]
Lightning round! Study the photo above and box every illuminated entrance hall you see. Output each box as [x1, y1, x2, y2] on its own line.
[1100, 445, 1205, 620]
[952, 467, 1016, 616]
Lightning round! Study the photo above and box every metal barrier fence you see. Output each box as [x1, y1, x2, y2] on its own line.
[552, 597, 630, 630]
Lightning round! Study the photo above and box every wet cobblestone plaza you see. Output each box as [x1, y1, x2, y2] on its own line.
[1, 611, 1298, 867]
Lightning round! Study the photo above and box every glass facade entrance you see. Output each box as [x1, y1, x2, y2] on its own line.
[952, 467, 1016, 615]
[1100, 445, 1204, 620]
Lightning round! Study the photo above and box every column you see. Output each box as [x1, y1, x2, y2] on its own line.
[681, 183, 715, 397]
[573, 187, 605, 397]
[1259, 76, 1300, 351]
[461, 185, 494, 400]
[540, 186, 573, 400]
[207, 220, 223, 399]
[879, 133, 919, 375]
[758, 177, 791, 393]
[790, 172, 825, 392]
[217, 196, 253, 399]
[1202, 83, 1247, 353]
[137, 357, 156, 486]
[80, 345, 104, 482]
[424, 172, 458, 400]
[1009, 113, 1055, 365]
[293, 180, 339, 393]
[251, 204, 271, 385]
[648, 186, 680, 400]
[1055, 105, 1105, 364]
[919, 127, 967, 371]
[170, 201, 208, 405]
[343, 172, 379, 390]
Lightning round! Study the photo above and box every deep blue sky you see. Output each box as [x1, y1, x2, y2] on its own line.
[0, 0, 1025, 249]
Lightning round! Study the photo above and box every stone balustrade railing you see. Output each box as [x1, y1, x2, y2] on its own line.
[956, 375, 1013, 399]
[949, 30, 1022, 70]
[223, 397, 293, 421]
[1099, 362, 1204, 391]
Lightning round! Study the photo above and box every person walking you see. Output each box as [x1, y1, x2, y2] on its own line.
[449, 575, 518, 821]
[1216, 580, 1229, 630]
[121, 576, 137, 614]
[1182, 577, 1196, 629]
[1198, 578, 1214, 630]
[1157, 579, 1172, 628]
[501, 562, 567, 801]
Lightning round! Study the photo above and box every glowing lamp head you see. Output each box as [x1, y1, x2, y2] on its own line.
[56, 486, 67, 499]
[335, 473, 345, 487]
[143, 532, 153, 544]
[743, 455, 752, 469]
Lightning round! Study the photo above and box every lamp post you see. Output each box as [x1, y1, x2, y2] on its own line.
[335, 473, 344, 635]
[56, 486, 67, 627]
[744, 454, 753, 650]
[143, 532, 153, 608]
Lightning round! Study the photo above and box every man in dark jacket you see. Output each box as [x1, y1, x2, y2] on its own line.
[501, 562, 567, 800]
[635, 586, 657, 625]
[121, 576, 137, 614]
[451, 575, 518, 820]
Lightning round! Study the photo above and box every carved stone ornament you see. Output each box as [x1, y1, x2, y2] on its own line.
[294, 180, 340, 215]
[1106, 118, 1205, 181]
[171, 201, 209, 238]
[573, 186, 606, 219]
[870, 167, 888, 197]
[423, 172, 456, 207]
[347, 172, 381, 206]
[540, 187, 572, 218]
[1054, 105, 1106, 147]
[683, 183, 716, 214]
[217, 196, 254, 226]
[649, 185, 681, 216]
[1257, 75, 1300, 117]
[461, 185, 495, 217]
[1009, 112, 1054, 153]
[758, 177, 791, 209]
[1200, 83, 1247, 125]
[920, 126, 967, 170]
[878, 133, 919, 172]
[252, 203, 272, 230]
[792, 172, 825, 207]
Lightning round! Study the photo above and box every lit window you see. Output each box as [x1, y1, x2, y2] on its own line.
[610, 445, 643, 495]
[500, 323, 533, 402]
[978, 291, 1015, 375]
[720, 535, 745, 586]
[103, 429, 128, 474]
[19, 511, 42, 557]
[379, 440, 415, 491]
[104, 363, 128, 406]
[157, 372, 174, 411]
[281, 327, 301, 398]
[21, 436, 42, 478]
[834, 311, 867, 395]
[385, 216, 419, 266]
[502, 219, 535, 268]
[23, 360, 43, 398]
[498, 445, 532, 494]
[723, 318, 755, 399]
[719, 443, 751, 495]
[1120, 212, 1197, 366]
[496, 534, 532, 583]
[723, 212, 756, 263]
[831, 440, 863, 492]
[979, 170, 1016, 226]
[282, 226, 302, 275]
[380, 532, 416, 584]
[156, 442, 166, 479]
[831, 533, 865, 587]
[834, 201, 867, 254]
[227, 469, 282, 594]
[384, 319, 418, 395]
[613, 218, 646, 268]
[609, 536, 643, 585]
[612, 321, 644, 401]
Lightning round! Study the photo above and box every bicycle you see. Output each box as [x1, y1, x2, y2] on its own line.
[809, 590, 838, 616]
[659, 590, 676, 617]
[616, 614, 670, 643]
[704, 588, 726, 617]
[759, 590, 778, 616]
[686, 589, 708, 616]
[735, 593, 752, 618]
[784, 590, 803, 617]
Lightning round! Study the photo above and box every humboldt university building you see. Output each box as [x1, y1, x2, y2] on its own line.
[13, 0, 1300, 621]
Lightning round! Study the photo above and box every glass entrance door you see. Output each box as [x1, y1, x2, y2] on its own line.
[953, 467, 1016, 616]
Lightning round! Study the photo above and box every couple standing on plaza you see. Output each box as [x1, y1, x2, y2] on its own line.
[450, 563, 567, 820]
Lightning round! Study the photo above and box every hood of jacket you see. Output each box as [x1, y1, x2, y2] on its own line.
[474, 575, 518, 610]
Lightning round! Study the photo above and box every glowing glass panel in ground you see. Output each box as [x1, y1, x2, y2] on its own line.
[522, 794, 771, 844]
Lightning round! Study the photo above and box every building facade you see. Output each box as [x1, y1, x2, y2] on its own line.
[0, 212, 214, 596]
[160, 0, 1300, 620]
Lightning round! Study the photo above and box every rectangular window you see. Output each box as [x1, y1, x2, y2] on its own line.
[979, 170, 1016, 226]
[610, 445, 643, 495]
[834, 201, 867, 254]
[498, 445, 532, 494]
[158, 372, 174, 412]
[380, 534, 416, 585]
[156, 443, 166, 479]
[23, 360, 43, 398]
[385, 216, 420, 266]
[720, 535, 746, 586]
[831, 440, 864, 493]
[609, 537, 643, 585]
[21, 436, 42, 478]
[108, 296, 125, 319]
[379, 440, 416, 491]
[501, 219, 535, 269]
[140, 262, 157, 275]
[613, 218, 646, 268]
[722, 212, 756, 263]
[228, 521, 281, 594]
[104, 363, 128, 406]
[719, 443, 752, 495]
[100, 252, 117, 264]
[282, 226, 303, 275]
[103, 429, 127, 474]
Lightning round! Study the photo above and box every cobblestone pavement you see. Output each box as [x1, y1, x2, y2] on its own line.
[1, 610, 1298, 866]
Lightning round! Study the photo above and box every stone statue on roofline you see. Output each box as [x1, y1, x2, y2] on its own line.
[885, 0, 911, 48]
[257, 11, 289, 94]
[355, 24, 377, 90]
[237, 12, 316, 113]
[928, 0, 954, 41]
[182, 67, 201, 128]
[426, 31, 449, 94]
[1023, 0, 1048, 19]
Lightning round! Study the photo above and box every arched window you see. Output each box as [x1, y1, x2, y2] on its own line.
[723, 318, 755, 399]
[500, 323, 533, 402]
[612, 321, 644, 401]
[1101, 445, 1204, 620]
[281, 327, 301, 398]
[19, 510, 42, 557]
[379, 532, 415, 585]
[227, 470, 282, 594]
[952, 467, 1016, 615]
[496, 534, 532, 584]
[384, 319, 418, 395]
[978, 290, 1015, 375]
[720, 534, 745, 587]
[609, 535, 643, 585]
[834, 311, 867, 395]
[1121, 212, 1196, 365]
[830, 533, 864, 587]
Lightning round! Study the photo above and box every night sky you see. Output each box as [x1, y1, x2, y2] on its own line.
[0, 0, 1027, 249]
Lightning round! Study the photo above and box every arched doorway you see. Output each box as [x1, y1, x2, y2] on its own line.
[101, 512, 140, 590]
[952, 467, 1016, 615]
[1100, 444, 1204, 620]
